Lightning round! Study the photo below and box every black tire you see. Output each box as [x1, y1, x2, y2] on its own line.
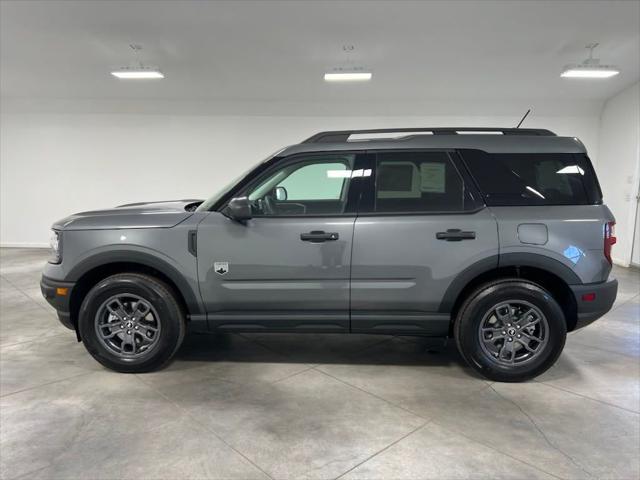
[78, 273, 186, 373]
[454, 279, 566, 382]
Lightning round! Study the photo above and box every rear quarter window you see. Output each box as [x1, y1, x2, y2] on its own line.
[460, 150, 602, 206]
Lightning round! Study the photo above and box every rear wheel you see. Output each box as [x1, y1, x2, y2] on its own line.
[454, 279, 566, 382]
[78, 273, 186, 373]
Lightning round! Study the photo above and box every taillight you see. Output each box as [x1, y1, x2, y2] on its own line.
[604, 221, 616, 265]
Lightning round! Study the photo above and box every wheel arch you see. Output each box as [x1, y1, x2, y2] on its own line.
[442, 255, 579, 333]
[67, 251, 203, 331]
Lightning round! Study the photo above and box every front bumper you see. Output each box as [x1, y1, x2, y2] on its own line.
[40, 275, 76, 330]
[570, 277, 618, 330]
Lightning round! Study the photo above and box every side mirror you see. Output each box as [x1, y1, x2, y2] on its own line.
[226, 197, 252, 222]
[275, 186, 288, 201]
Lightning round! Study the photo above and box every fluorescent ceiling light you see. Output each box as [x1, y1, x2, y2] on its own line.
[111, 69, 164, 79]
[327, 170, 352, 178]
[327, 169, 372, 178]
[560, 67, 619, 78]
[561, 43, 620, 79]
[557, 165, 585, 175]
[324, 72, 372, 82]
[526, 186, 546, 199]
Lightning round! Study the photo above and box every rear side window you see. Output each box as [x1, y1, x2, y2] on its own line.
[372, 151, 479, 213]
[461, 150, 602, 206]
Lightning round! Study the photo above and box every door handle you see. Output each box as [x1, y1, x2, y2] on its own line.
[436, 229, 476, 241]
[300, 231, 339, 243]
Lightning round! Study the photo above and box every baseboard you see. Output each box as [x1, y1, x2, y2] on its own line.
[0, 243, 49, 248]
[612, 257, 630, 268]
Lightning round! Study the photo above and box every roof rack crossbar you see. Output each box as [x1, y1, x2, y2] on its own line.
[302, 127, 556, 143]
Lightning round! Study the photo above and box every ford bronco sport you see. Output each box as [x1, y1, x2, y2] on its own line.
[41, 128, 618, 381]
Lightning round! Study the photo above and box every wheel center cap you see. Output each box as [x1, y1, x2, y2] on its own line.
[127, 322, 133, 328]
[507, 328, 516, 336]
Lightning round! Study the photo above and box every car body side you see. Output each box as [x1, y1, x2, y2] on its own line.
[41, 135, 618, 338]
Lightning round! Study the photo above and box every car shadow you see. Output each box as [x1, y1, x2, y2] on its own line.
[170, 330, 579, 382]
[173, 330, 466, 368]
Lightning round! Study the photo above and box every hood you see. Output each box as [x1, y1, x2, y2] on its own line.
[53, 199, 203, 231]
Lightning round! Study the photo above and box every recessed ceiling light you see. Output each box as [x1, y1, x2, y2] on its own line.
[561, 43, 620, 79]
[111, 68, 164, 79]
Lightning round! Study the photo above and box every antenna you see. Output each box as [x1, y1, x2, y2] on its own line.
[516, 109, 531, 129]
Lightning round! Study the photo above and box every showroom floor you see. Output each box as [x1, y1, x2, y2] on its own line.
[0, 248, 638, 480]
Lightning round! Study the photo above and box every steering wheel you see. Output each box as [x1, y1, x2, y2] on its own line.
[263, 193, 277, 215]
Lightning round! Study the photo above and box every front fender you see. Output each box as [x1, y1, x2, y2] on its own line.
[66, 246, 204, 315]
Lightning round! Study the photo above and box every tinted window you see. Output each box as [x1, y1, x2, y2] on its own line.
[279, 162, 347, 200]
[246, 154, 355, 216]
[462, 150, 601, 206]
[373, 152, 476, 213]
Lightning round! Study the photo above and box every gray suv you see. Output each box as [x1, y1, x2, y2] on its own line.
[41, 128, 618, 382]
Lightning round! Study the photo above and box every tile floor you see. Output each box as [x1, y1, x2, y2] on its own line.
[1, 248, 638, 479]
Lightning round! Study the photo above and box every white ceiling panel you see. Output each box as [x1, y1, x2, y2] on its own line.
[1, 0, 638, 115]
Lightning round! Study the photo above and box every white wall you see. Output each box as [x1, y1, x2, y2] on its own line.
[1, 112, 600, 246]
[596, 81, 640, 267]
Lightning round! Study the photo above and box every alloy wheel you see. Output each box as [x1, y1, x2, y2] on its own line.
[478, 300, 549, 366]
[94, 294, 161, 359]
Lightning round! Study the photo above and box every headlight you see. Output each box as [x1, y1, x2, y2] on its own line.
[49, 230, 62, 264]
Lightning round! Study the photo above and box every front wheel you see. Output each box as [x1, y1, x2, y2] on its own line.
[78, 273, 186, 373]
[454, 279, 566, 382]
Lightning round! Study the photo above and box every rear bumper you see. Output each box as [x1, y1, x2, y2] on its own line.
[570, 277, 618, 330]
[40, 275, 75, 330]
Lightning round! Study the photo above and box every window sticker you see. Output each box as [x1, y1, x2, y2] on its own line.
[377, 162, 420, 198]
[420, 162, 446, 193]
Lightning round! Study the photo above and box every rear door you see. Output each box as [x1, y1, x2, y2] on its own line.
[350, 150, 499, 334]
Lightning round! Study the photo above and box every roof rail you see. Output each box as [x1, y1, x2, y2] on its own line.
[302, 127, 556, 144]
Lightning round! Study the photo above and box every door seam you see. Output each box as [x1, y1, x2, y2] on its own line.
[348, 161, 367, 333]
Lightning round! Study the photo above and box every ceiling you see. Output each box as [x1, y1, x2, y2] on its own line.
[1, 0, 639, 116]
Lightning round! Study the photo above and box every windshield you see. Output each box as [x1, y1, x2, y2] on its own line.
[196, 150, 284, 212]
[196, 169, 252, 212]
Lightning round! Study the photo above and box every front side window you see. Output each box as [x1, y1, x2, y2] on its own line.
[246, 154, 355, 216]
[372, 151, 472, 213]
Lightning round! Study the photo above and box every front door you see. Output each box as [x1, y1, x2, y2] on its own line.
[350, 150, 499, 334]
[197, 152, 362, 332]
